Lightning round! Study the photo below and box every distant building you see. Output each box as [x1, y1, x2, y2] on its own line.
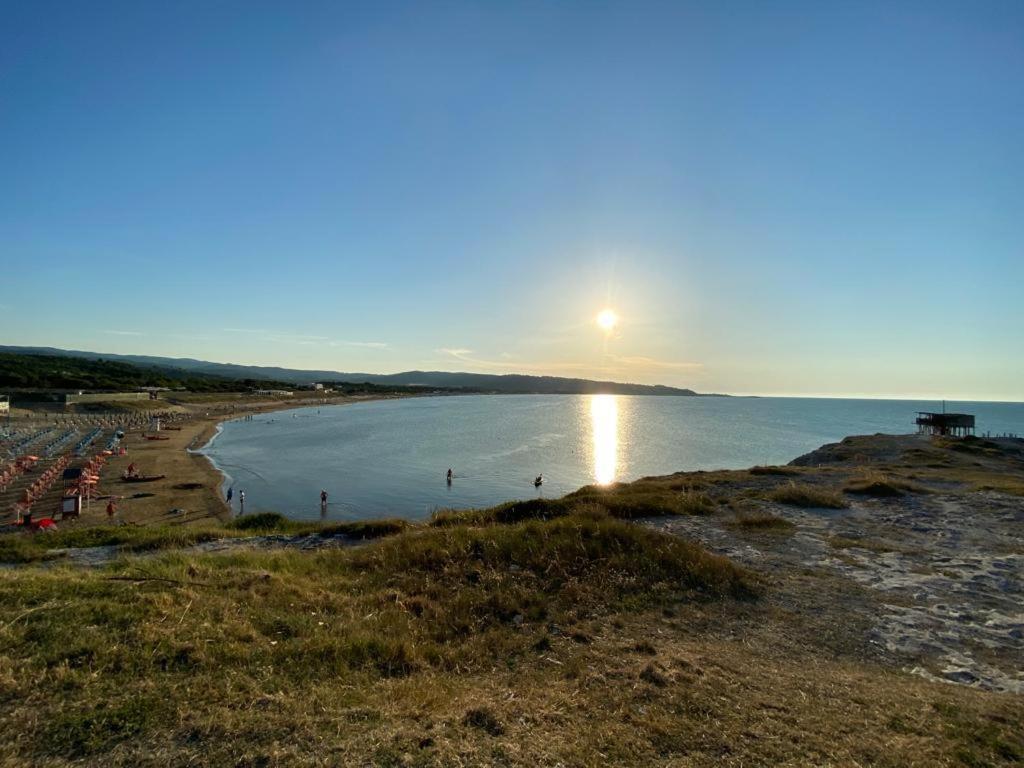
[0, 395, 9, 414]
[916, 412, 975, 437]
[253, 389, 294, 396]
[299, 383, 325, 391]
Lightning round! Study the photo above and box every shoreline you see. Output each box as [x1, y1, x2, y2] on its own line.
[11, 394, 1024, 528]
[192, 394, 413, 514]
[181, 396, 1024, 522]
[5, 393, 416, 528]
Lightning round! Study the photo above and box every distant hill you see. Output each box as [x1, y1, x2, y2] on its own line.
[0, 345, 711, 396]
[0, 351, 294, 393]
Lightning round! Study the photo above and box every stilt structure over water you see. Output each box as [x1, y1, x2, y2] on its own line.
[916, 412, 975, 437]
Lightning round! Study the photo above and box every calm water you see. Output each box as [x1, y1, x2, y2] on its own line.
[202, 395, 1024, 521]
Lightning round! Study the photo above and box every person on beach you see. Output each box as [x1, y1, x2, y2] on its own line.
[106, 498, 117, 519]
[226, 487, 233, 503]
[238, 490, 245, 514]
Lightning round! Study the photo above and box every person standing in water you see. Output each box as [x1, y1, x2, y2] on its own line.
[446, 468, 453, 484]
[320, 489, 328, 510]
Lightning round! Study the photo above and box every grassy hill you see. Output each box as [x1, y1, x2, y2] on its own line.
[0, 345, 708, 396]
[0, 351, 295, 393]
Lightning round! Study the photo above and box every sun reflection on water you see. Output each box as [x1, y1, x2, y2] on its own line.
[590, 394, 619, 485]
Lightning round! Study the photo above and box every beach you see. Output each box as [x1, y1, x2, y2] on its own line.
[1, 393, 412, 528]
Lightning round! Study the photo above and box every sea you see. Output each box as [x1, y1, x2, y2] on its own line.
[201, 394, 1024, 521]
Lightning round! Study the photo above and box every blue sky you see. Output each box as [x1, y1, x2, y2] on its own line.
[1, 0, 1021, 399]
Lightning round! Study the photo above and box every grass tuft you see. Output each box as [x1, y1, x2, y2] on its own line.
[767, 483, 848, 509]
[750, 465, 799, 476]
[431, 487, 715, 527]
[843, 473, 930, 497]
[725, 512, 795, 532]
[463, 707, 504, 736]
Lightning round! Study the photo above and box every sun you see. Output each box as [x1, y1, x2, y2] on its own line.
[596, 308, 618, 332]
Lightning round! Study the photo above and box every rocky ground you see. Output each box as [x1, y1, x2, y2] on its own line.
[645, 434, 1024, 695]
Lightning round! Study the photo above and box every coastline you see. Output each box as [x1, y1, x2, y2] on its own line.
[19, 393, 416, 528]
[3, 429, 1022, 741]
[190, 392, 488, 518]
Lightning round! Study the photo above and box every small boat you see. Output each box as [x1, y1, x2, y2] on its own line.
[123, 474, 166, 483]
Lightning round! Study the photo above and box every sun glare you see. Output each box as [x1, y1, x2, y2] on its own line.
[590, 394, 619, 485]
[596, 308, 618, 332]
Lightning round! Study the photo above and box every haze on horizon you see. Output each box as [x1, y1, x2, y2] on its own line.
[1, 1, 1021, 402]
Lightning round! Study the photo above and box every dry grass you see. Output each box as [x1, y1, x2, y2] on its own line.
[749, 465, 800, 476]
[0, 532, 1018, 766]
[0, 513, 767, 765]
[969, 476, 1024, 497]
[432, 486, 715, 527]
[766, 482, 849, 509]
[725, 511, 796, 532]
[0, 513, 406, 564]
[843, 472, 931, 497]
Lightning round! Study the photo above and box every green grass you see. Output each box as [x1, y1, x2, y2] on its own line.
[0, 513, 407, 565]
[767, 482, 849, 509]
[432, 487, 715, 528]
[0, 512, 756, 763]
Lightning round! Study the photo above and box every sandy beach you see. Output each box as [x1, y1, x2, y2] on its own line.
[1, 393, 412, 528]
